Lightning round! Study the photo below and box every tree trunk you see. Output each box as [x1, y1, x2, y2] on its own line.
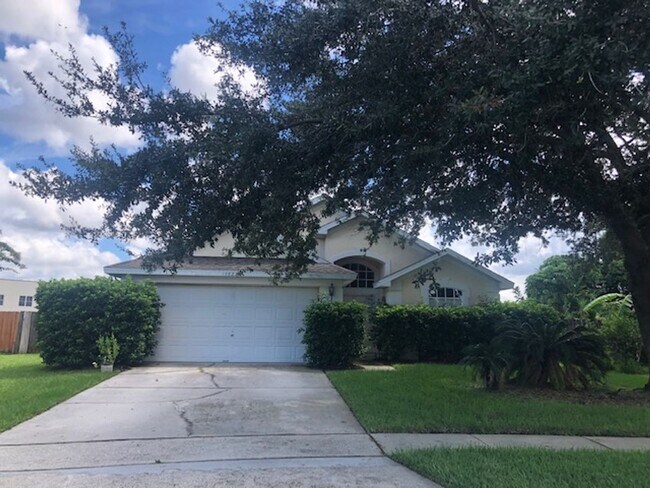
[610, 219, 650, 390]
[628, 266, 650, 390]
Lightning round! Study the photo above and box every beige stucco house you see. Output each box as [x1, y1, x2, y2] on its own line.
[0, 279, 38, 312]
[105, 198, 513, 363]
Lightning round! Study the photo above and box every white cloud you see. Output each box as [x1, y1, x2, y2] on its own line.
[169, 41, 261, 100]
[0, 161, 119, 280]
[0, 0, 140, 152]
[418, 223, 571, 301]
[123, 236, 157, 257]
[0, 0, 85, 42]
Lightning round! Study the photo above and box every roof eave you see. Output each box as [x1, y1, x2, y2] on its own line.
[104, 267, 356, 282]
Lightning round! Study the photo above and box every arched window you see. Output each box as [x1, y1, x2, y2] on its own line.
[429, 287, 463, 307]
[342, 263, 375, 288]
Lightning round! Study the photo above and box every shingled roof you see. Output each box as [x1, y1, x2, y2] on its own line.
[104, 256, 356, 279]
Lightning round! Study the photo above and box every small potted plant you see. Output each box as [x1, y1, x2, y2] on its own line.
[97, 334, 119, 372]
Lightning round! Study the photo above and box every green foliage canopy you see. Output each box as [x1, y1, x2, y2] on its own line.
[0, 231, 23, 272]
[18, 1, 650, 382]
[525, 255, 594, 313]
[526, 233, 629, 313]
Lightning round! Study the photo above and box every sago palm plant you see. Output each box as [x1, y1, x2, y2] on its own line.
[461, 341, 511, 390]
[499, 319, 608, 390]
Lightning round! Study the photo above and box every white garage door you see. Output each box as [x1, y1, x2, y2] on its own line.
[153, 285, 317, 363]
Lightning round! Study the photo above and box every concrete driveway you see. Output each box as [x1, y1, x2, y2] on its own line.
[0, 365, 436, 487]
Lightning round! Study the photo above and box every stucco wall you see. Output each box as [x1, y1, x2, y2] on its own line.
[188, 206, 508, 306]
[193, 214, 432, 277]
[321, 218, 431, 277]
[0, 279, 38, 312]
[398, 255, 501, 306]
[193, 233, 242, 257]
[194, 201, 349, 258]
[312, 200, 344, 228]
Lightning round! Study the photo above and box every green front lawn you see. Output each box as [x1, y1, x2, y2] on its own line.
[393, 447, 650, 488]
[606, 370, 648, 390]
[327, 364, 650, 436]
[0, 354, 117, 433]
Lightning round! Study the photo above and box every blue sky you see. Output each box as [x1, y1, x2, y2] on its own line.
[0, 1, 569, 297]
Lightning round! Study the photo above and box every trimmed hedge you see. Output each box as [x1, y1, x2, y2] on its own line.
[302, 301, 367, 368]
[372, 301, 561, 363]
[36, 277, 162, 368]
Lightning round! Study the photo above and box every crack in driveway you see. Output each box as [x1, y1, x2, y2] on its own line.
[173, 367, 230, 436]
[0, 365, 439, 486]
[173, 401, 195, 436]
[199, 365, 223, 389]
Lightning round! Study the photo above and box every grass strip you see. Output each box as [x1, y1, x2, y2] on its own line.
[393, 446, 650, 488]
[0, 353, 117, 432]
[328, 364, 650, 436]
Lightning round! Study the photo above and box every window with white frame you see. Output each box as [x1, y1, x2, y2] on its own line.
[0, 294, 3, 306]
[342, 263, 375, 288]
[429, 287, 463, 307]
[18, 295, 33, 307]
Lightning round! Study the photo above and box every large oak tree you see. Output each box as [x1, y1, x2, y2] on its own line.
[0, 232, 23, 272]
[20, 1, 650, 385]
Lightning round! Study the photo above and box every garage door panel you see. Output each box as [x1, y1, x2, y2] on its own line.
[233, 326, 254, 341]
[273, 346, 298, 362]
[158, 326, 188, 341]
[254, 288, 276, 301]
[234, 308, 255, 321]
[216, 308, 235, 321]
[254, 307, 275, 321]
[252, 347, 275, 362]
[278, 307, 296, 320]
[254, 327, 274, 341]
[164, 305, 212, 320]
[153, 284, 316, 363]
[275, 326, 295, 341]
[192, 326, 222, 341]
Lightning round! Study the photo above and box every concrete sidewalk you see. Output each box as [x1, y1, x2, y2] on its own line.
[372, 433, 650, 453]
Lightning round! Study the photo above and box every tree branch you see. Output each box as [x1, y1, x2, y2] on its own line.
[595, 127, 630, 178]
[276, 118, 323, 131]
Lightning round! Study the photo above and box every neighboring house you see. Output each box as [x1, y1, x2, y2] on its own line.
[0, 279, 38, 312]
[105, 197, 513, 363]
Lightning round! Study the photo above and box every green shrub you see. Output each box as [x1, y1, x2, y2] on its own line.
[598, 311, 644, 372]
[36, 277, 161, 368]
[499, 319, 608, 390]
[372, 301, 560, 363]
[584, 295, 644, 372]
[371, 304, 429, 361]
[301, 300, 367, 368]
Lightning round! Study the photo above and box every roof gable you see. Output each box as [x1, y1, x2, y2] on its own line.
[317, 213, 440, 254]
[374, 250, 514, 290]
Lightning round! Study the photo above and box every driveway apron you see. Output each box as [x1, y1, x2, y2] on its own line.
[0, 365, 437, 487]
